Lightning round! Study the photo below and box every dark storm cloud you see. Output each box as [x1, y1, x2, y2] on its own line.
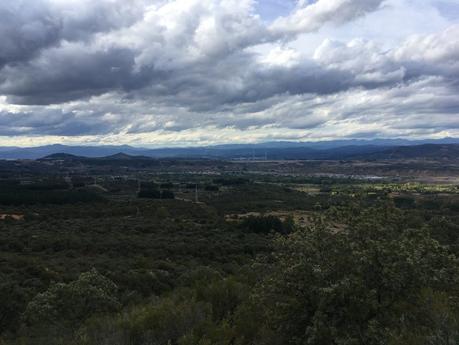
[0, 108, 123, 136]
[130, 57, 355, 113]
[0, 0, 60, 67]
[1, 45, 159, 105]
[0, 0, 390, 107]
[0, 0, 457, 142]
[0, 0, 144, 68]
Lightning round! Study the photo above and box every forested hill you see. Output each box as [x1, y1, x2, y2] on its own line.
[350, 144, 459, 160]
[0, 140, 458, 161]
[34, 143, 459, 162]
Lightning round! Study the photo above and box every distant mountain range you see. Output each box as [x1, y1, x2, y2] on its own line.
[353, 144, 459, 161]
[1, 138, 459, 160]
[40, 152, 154, 161]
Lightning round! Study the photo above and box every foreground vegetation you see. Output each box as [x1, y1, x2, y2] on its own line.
[1, 170, 459, 344]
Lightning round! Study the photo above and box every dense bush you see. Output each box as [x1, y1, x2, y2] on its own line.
[257, 210, 459, 344]
[204, 185, 219, 191]
[213, 177, 250, 186]
[241, 215, 294, 235]
[161, 190, 175, 199]
[23, 269, 120, 329]
[393, 195, 416, 209]
[0, 199, 270, 341]
[2, 177, 459, 345]
[160, 182, 174, 189]
[138, 189, 175, 199]
[0, 189, 104, 205]
[137, 189, 161, 199]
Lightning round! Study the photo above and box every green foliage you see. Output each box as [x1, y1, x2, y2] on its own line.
[79, 297, 211, 345]
[2, 175, 459, 345]
[138, 189, 161, 199]
[209, 183, 349, 214]
[257, 209, 459, 344]
[75, 275, 250, 345]
[0, 282, 27, 335]
[213, 177, 250, 186]
[204, 185, 219, 192]
[241, 215, 295, 235]
[0, 199, 270, 340]
[23, 269, 120, 330]
[138, 189, 175, 199]
[393, 195, 416, 209]
[160, 182, 174, 189]
[161, 190, 175, 199]
[0, 189, 104, 205]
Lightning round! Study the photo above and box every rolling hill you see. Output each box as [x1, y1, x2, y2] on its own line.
[1, 139, 459, 161]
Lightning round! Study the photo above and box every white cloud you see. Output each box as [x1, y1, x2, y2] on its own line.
[0, 0, 457, 145]
[314, 38, 406, 83]
[393, 24, 459, 67]
[258, 46, 301, 67]
[269, 0, 385, 37]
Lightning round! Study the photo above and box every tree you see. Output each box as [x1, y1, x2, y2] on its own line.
[23, 269, 120, 332]
[258, 208, 459, 345]
[161, 190, 175, 199]
[0, 282, 26, 334]
[138, 189, 161, 199]
[241, 215, 294, 235]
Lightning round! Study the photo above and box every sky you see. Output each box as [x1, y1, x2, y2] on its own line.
[0, 0, 458, 147]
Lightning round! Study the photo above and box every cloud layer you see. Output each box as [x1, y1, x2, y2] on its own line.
[0, 0, 458, 146]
